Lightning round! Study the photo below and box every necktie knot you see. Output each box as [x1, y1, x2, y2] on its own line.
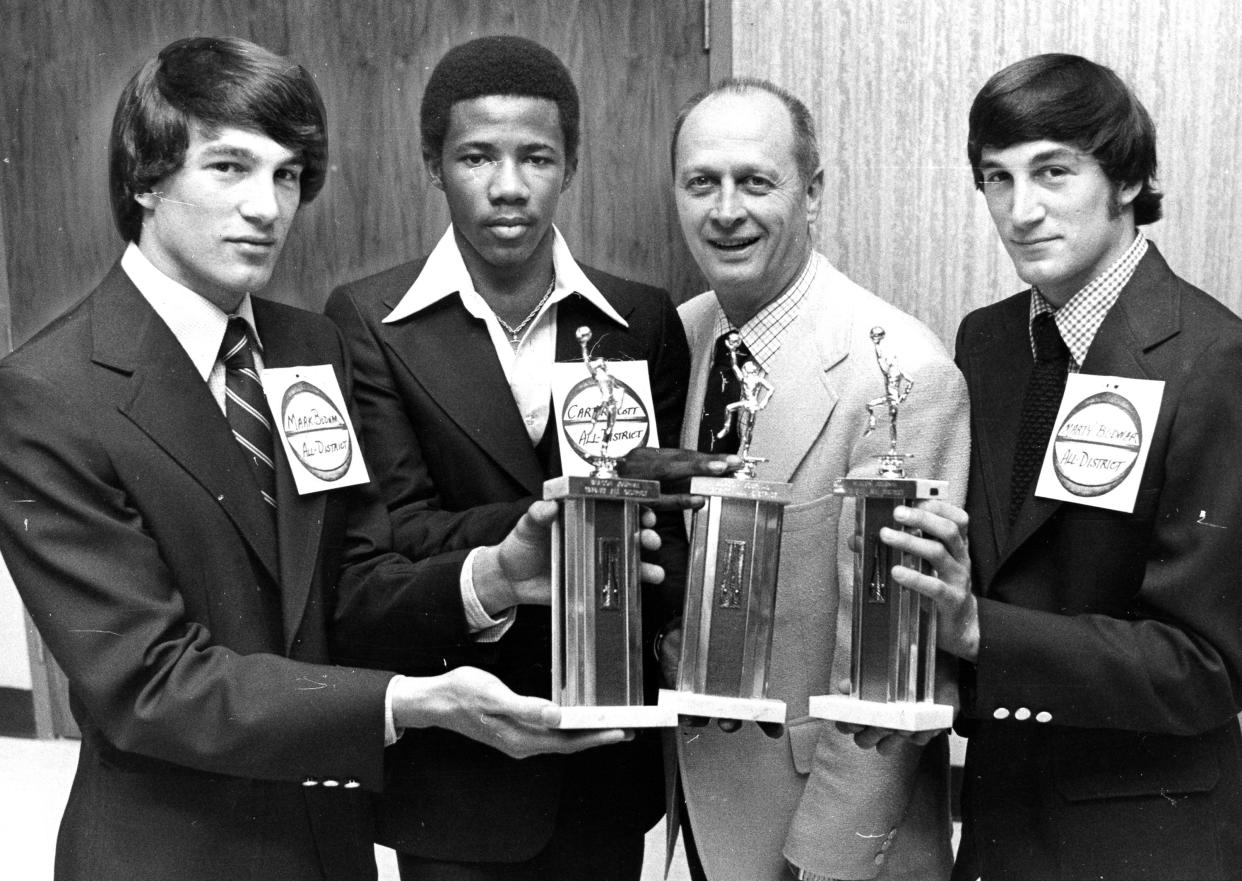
[220, 316, 258, 371]
[1032, 312, 1068, 363]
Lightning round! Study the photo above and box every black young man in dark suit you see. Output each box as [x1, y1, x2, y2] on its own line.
[325, 35, 715, 881]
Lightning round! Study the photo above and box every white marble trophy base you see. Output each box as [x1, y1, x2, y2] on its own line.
[657, 689, 787, 724]
[554, 704, 678, 729]
[807, 694, 953, 731]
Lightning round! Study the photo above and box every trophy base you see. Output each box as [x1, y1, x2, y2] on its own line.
[554, 704, 678, 730]
[657, 689, 787, 724]
[807, 694, 953, 731]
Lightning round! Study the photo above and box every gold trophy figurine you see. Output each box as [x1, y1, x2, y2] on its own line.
[716, 331, 774, 477]
[577, 326, 623, 478]
[863, 326, 915, 478]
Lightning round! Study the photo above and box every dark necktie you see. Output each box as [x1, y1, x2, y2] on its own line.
[1009, 311, 1069, 523]
[219, 317, 277, 513]
[698, 332, 754, 455]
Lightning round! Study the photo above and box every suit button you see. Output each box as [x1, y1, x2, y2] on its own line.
[343, 779, 361, 789]
[874, 853, 885, 866]
[1015, 707, 1031, 721]
[301, 777, 319, 787]
[993, 707, 1010, 720]
[1036, 711, 1052, 723]
[322, 778, 340, 788]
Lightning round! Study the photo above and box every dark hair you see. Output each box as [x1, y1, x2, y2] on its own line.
[109, 36, 328, 243]
[968, 53, 1162, 225]
[670, 77, 821, 184]
[420, 36, 579, 167]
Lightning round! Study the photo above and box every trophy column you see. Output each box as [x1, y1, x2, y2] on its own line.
[659, 475, 790, 722]
[808, 326, 954, 731]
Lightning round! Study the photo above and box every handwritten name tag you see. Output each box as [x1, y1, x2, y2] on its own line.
[1034, 374, 1164, 513]
[261, 365, 370, 494]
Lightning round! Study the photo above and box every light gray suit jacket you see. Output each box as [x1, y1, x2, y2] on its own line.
[676, 253, 969, 881]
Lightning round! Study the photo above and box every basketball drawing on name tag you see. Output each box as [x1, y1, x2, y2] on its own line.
[1051, 391, 1142, 496]
[282, 381, 353, 480]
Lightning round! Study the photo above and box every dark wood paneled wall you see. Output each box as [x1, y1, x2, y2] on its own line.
[0, 0, 710, 347]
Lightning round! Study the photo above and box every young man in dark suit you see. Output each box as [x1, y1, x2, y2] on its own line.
[325, 35, 701, 881]
[0, 36, 644, 881]
[882, 54, 1242, 880]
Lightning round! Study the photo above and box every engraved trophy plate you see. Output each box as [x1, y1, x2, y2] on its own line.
[808, 327, 954, 731]
[544, 328, 676, 729]
[659, 334, 788, 723]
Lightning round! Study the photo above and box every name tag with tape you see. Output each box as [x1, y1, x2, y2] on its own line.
[260, 365, 370, 494]
[1034, 373, 1164, 513]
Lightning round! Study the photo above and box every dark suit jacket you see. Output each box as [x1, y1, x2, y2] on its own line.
[0, 264, 480, 881]
[326, 256, 689, 861]
[953, 244, 1242, 881]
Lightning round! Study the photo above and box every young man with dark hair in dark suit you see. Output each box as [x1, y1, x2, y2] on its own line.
[883, 53, 1242, 881]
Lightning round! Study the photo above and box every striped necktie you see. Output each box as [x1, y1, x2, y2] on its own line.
[219, 316, 277, 513]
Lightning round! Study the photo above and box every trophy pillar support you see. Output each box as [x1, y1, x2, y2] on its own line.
[808, 476, 953, 731]
[659, 475, 790, 724]
[544, 475, 677, 729]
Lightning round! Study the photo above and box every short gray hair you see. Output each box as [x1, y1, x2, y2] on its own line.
[670, 77, 820, 184]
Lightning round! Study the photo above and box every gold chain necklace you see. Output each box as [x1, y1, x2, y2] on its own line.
[495, 275, 556, 347]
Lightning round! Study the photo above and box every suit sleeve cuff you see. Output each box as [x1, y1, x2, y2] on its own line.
[384, 676, 403, 746]
[461, 546, 517, 642]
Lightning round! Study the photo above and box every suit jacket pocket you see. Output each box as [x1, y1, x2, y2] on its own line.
[1054, 728, 1219, 802]
[787, 717, 823, 775]
[781, 492, 839, 535]
[1059, 485, 1161, 523]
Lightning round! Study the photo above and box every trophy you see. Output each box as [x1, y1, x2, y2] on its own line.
[543, 327, 677, 728]
[659, 333, 790, 723]
[808, 327, 954, 731]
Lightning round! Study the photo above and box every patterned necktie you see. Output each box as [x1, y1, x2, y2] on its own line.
[219, 317, 277, 513]
[698, 332, 754, 455]
[1009, 311, 1069, 523]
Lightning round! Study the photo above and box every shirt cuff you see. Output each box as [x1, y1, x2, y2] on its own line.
[383, 676, 403, 746]
[461, 546, 517, 642]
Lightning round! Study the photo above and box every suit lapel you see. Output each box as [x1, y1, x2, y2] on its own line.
[1080, 246, 1178, 378]
[93, 268, 280, 583]
[252, 299, 332, 651]
[679, 303, 716, 451]
[750, 284, 845, 483]
[382, 294, 546, 494]
[964, 296, 1038, 567]
[554, 292, 635, 361]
